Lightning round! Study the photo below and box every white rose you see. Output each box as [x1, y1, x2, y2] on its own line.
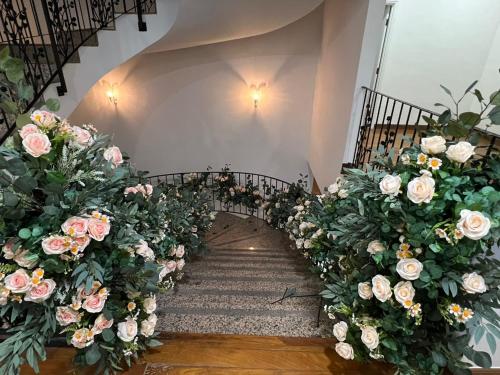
[135, 240, 155, 261]
[393, 281, 415, 305]
[456, 210, 491, 240]
[143, 296, 157, 314]
[446, 141, 475, 163]
[371, 275, 392, 302]
[358, 282, 373, 300]
[421, 136, 446, 154]
[379, 175, 402, 196]
[117, 317, 138, 342]
[140, 314, 157, 337]
[328, 183, 339, 194]
[22, 133, 51, 158]
[367, 240, 385, 255]
[462, 272, 487, 294]
[396, 258, 423, 281]
[407, 173, 435, 204]
[332, 321, 348, 342]
[335, 342, 354, 360]
[295, 238, 304, 249]
[304, 239, 312, 249]
[361, 326, 379, 350]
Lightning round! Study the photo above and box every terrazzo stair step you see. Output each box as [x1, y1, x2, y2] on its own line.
[157, 294, 321, 312]
[157, 313, 326, 337]
[189, 259, 306, 271]
[165, 287, 321, 299]
[183, 268, 311, 280]
[173, 279, 321, 293]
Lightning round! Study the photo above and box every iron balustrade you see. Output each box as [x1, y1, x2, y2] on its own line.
[0, 0, 156, 144]
[352, 86, 500, 168]
[146, 171, 292, 221]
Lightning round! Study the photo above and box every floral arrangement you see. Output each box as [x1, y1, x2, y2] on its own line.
[0, 49, 215, 375]
[290, 84, 500, 374]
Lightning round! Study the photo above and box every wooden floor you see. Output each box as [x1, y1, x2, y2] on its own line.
[22, 333, 395, 374]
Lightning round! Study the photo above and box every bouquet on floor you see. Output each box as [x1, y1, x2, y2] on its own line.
[0, 50, 214, 374]
[305, 85, 500, 374]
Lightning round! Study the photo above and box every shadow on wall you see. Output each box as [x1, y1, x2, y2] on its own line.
[68, 5, 323, 182]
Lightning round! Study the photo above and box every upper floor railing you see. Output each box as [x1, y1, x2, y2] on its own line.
[146, 171, 293, 221]
[351, 86, 500, 168]
[0, 0, 156, 143]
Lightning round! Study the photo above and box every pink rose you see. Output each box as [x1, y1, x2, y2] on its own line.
[30, 110, 57, 128]
[175, 245, 185, 258]
[82, 294, 106, 313]
[176, 259, 185, 271]
[87, 218, 111, 241]
[42, 235, 70, 255]
[61, 217, 89, 237]
[71, 126, 94, 148]
[71, 328, 94, 349]
[92, 313, 114, 334]
[2, 240, 16, 259]
[19, 124, 40, 139]
[144, 184, 153, 195]
[22, 133, 51, 157]
[73, 235, 91, 252]
[13, 249, 38, 269]
[77, 281, 102, 300]
[4, 269, 31, 293]
[56, 306, 81, 326]
[103, 146, 123, 168]
[24, 279, 56, 303]
[124, 187, 139, 196]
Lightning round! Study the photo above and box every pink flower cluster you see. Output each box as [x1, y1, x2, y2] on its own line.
[1, 268, 56, 305]
[124, 183, 154, 198]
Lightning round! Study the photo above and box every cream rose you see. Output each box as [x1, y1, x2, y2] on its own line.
[82, 294, 106, 313]
[358, 282, 373, 300]
[333, 321, 348, 342]
[407, 172, 435, 204]
[103, 146, 123, 168]
[396, 258, 423, 281]
[176, 259, 185, 271]
[379, 174, 402, 196]
[13, 250, 38, 269]
[328, 183, 339, 194]
[61, 217, 89, 237]
[456, 210, 491, 240]
[22, 133, 51, 157]
[42, 235, 70, 255]
[143, 296, 157, 314]
[175, 245, 185, 258]
[24, 279, 56, 303]
[361, 326, 379, 350]
[71, 126, 94, 148]
[140, 314, 157, 337]
[71, 328, 94, 349]
[4, 269, 31, 293]
[92, 313, 114, 334]
[421, 136, 446, 154]
[135, 240, 155, 261]
[335, 342, 354, 360]
[56, 306, 81, 326]
[393, 281, 415, 305]
[117, 317, 138, 342]
[371, 275, 392, 302]
[30, 110, 56, 127]
[19, 124, 40, 139]
[367, 240, 385, 255]
[446, 141, 475, 163]
[462, 272, 487, 294]
[87, 218, 111, 241]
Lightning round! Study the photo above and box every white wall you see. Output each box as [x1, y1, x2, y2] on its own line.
[378, 0, 500, 112]
[69, 7, 323, 182]
[308, 0, 385, 188]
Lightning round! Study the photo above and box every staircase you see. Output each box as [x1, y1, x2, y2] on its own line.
[0, 0, 176, 142]
[157, 213, 329, 337]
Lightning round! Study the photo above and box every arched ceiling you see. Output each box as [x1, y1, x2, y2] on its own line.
[146, 0, 324, 53]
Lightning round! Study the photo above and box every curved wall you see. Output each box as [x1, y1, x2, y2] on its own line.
[69, 7, 323, 182]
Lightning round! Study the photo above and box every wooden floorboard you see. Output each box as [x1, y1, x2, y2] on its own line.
[20, 332, 498, 374]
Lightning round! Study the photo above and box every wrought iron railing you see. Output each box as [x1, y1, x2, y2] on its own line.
[0, 0, 156, 143]
[146, 171, 292, 220]
[352, 86, 500, 167]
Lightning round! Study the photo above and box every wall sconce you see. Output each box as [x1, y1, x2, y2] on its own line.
[106, 83, 118, 105]
[250, 83, 267, 109]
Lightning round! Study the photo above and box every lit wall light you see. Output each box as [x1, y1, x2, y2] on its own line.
[106, 83, 118, 105]
[250, 82, 267, 109]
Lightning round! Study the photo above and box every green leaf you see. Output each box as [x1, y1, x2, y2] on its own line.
[474, 325, 486, 344]
[486, 323, 500, 340]
[85, 344, 101, 365]
[0, 100, 18, 115]
[18, 228, 31, 239]
[447, 120, 469, 137]
[490, 90, 500, 106]
[381, 338, 398, 351]
[438, 109, 451, 124]
[74, 270, 89, 287]
[46, 171, 67, 185]
[440, 84, 452, 97]
[4, 57, 24, 83]
[449, 280, 458, 297]
[44, 98, 60, 112]
[458, 112, 481, 126]
[0, 47, 9, 68]
[13, 175, 37, 194]
[102, 328, 115, 342]
[16, 113, 32, 128]
[486, 332, 496, 354]
[431, 350, 447, 367]
[488, 106, 500, 125]
[463, 80, 478, 95]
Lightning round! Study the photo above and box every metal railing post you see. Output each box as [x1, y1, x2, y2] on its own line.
[136, 0, 147, 31]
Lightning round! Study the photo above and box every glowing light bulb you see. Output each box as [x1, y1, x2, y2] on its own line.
[249, 83, 266, 109]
